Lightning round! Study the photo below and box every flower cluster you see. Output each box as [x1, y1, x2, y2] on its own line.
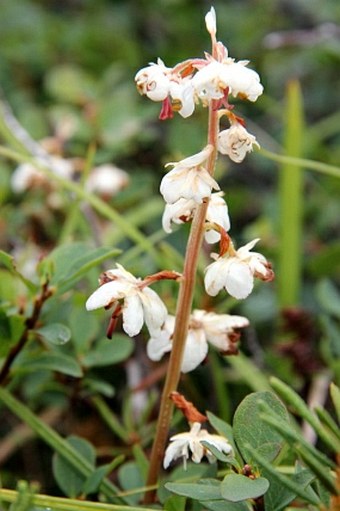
[86, 6, 275, 473]
[147, 309, 249, 373]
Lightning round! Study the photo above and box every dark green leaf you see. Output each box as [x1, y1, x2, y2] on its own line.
[82, 335, 134, 368]
[263, 467, 315, 511]
[117, 462, 144, 505]
[164, 495, 186, 511]
[233, 391, 289, 463]
[35, 323, 71, 345]
[315, 279, 340, 319]
[221, 474, 269, 502]
[52, 435, 96, 498]
[13, 352, 83, 378]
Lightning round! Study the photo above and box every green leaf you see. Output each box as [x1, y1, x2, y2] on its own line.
[39, 243, 120, 290]
[330, 383, 340, 422]
[165, 479, 221, 501]
[44, 64, 97, 104]
[164, 495, 186, 511]
[263, 467, 315, 511]
[270, 377, 339, 453]
[233, 391, 289, 463]
[83, 456, 125, 495]
[0, 250, 37, 292]
[117, 462, 144, 505]
[315, 279, 340, 319]
[53, 435, 96, 498]
[13, 352, 83, 378]
[245, 444, 320, 506]
[204, 500, 251, 511]
[82, 335, 134, 368]
[35, 323, 71, 345]
[0, 388, 120, 501]
[200, 441, 236, 464]
[221, 474, 269, 502]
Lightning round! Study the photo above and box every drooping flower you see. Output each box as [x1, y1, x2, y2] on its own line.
[135, 59, 195, 119]
[86, 264, 168, 337]
[204, 238, 274, 300]
[147, 309, 249, 373]
[163, 421, 232, 469]
[135, 59, 172, 102]
[218, 122, 259, 163]
[162, 191, 230, 244]
[160, 145, 219, 204]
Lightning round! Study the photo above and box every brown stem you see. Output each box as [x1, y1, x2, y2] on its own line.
[0, 281, 53, 386]
[143, 105, 219, 503]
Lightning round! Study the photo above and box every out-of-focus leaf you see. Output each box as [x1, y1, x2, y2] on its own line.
[44, 64, 97, 104]
[0, 250, 37, 291]
[117, 462, 144, 505]
[81, 335, 134, 368]
[35, 323, 71, 345]
[307, 242, 340, 277]
[13, 352, 83, 378]
[37, 243, 120, 290]
[83, 455, 125, 495]
[315, 279, 340, 319]
[53, 435, 96, 498]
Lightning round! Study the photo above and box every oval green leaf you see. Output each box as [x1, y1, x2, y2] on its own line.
[35, 323, 71, 345]
[221, 474, 269, 502]
[233, 391, 289, 463]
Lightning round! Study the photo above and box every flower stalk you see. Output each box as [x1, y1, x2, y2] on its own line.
[143, 104, 219, 502]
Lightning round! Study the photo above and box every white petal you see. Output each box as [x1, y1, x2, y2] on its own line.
[205, 7, 216, 36]
[181, 329, 208, 373]
[163, 439, 188, 469]
[224, 260, 254, 299]
[139, 287, 168, 333]
[85, 280, 127, 310]
[122, 294, 144, 336]
[147, 332, 172, 361]
[204, 259, 228, 296]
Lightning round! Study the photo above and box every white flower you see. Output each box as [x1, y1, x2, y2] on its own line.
[85, 164, 129, 197]
[219, 61, 263, 102]
[205, 192, 230, 243]
[86, 264, 167, 337]
[162, 192, 230, 244]
[163, 421, 232, 469]
[218, 123, 259, 163]
[162, 198, 196, 234]
[11, 156, 73, 193]
[205, 238, 274, 300]
[135, 59, 171, 101]
[147, 309, 249, 373]
[160, 145, 219, 204]
[192, 58, 263, 105]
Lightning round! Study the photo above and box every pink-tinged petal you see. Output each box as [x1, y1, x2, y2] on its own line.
[85, 280, 128, 310]
[122, 294, 144, 337]
[139, 287, 168, 333]
[224, 260, 254, 299]
[181, 329, 208, 373]
[204, 259, 228, 296]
